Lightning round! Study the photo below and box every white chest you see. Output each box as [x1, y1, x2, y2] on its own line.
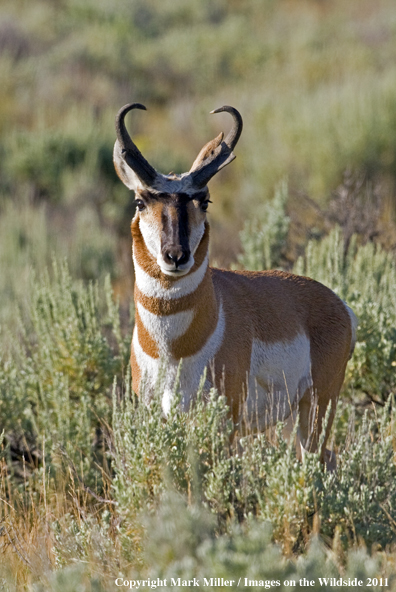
[133, 299, 225, 416]
[137, 302, 194, 355]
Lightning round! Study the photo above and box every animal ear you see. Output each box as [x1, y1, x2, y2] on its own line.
[113, 139, 142, 191]
[189, 132, 224, 172]
[189, 106, 243, 189]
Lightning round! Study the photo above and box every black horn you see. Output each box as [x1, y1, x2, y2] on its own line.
[190, 105, 243, 189]
[115, 103, 158, 187]
[211, 105, 243, 151]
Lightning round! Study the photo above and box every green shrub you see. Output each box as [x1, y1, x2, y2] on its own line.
[238, 180, 290, 271]
[4, 131, 85, 201]
[112, 379, 234, 519]
[138, 493, 394, 592]
[0, 261, 129, 475]
[2, 0, 396, 580]
[111, 370, 396, 555]
[0, 200, 51, 331]
[0, 254, 395, 585]
[294, 228, 396, 403]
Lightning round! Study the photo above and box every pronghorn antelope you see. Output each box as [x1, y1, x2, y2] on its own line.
[113, 102, 357, 467]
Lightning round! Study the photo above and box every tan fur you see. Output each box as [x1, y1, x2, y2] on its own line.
[114, 109, 355, 467]
[131, 214, 352, 454]
[171, 279, 218, 358]
[134, 306, 159, 359]
[210, 268, 351, 440]
[139, 221, 352, 465]
[130, 342, 141, 395]
[189, 132, 224, 172]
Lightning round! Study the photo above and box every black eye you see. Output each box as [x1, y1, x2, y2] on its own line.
[201, 201, 210, 212]
[135, 199, 145, 211]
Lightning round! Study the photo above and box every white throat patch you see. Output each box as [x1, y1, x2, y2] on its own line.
[134, 253, 209, 300]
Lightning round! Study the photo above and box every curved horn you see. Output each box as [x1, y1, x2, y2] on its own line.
[115, 103, 158, 187]
[210, 105, 243, 151]
[190, 105, 243, 189]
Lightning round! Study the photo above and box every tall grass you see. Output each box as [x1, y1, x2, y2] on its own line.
[0, 234, 396, 587]
[1, 262, 128, 472]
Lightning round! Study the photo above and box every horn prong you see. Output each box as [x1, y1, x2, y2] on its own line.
[190, 105, 243, 188]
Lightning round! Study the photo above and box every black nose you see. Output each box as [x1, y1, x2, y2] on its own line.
[164, 248, 190, 267]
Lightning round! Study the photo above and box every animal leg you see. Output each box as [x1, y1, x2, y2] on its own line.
[297, 382, 340, 470]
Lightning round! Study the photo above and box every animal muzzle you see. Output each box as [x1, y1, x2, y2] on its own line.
[160, 245, 193, 274]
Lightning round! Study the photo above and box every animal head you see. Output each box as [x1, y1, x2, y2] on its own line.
[113, 103, 243, 276]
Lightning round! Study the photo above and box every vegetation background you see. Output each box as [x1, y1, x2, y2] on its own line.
[0, 0, 396, 589]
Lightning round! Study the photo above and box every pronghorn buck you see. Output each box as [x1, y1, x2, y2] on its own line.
[113, 102, 357, 467]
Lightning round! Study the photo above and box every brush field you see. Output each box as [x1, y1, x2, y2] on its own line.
[1, 0, 396, 589]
